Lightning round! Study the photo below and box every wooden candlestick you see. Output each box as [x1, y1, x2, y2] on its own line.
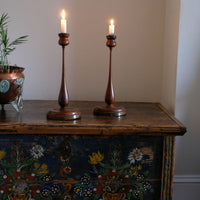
[47, 33, 81, 120]
[94, 35, 126, 117]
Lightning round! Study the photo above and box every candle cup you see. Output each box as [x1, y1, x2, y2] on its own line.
[47, 33, 81, 120]
[58, 33, 69, 46]
[106, 34, 116, 47]
[93, 35, 126, 117]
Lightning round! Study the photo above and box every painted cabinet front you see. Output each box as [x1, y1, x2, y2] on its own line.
[0, 134, 163, 200]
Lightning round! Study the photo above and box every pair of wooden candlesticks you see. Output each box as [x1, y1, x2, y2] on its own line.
[47, 33, 126, 120]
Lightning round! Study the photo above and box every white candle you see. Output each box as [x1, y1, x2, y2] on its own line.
[61, 9, 67, 33]
[109, 19, 115, 35]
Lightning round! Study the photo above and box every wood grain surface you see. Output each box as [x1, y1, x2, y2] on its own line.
[0, 100, 186, 135]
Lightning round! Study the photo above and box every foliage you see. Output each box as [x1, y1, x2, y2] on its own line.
[72, 148, 153, 200]
[0, 13, 28, 71]
[0, 143, 65, 200]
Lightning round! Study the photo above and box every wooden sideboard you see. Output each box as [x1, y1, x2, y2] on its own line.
[0, 100, 186, 200]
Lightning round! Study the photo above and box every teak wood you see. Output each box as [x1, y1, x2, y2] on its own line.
[47, 33, 81, 121]
[0, 101, 186, 136]
[94, 35, 126, 117]
[0, 101, 186, 200]
[58, 33, 70, 108]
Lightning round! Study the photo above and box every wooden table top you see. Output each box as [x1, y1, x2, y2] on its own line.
[0, 100, 186, 136]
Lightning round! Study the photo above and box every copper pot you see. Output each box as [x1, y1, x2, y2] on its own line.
[0, 66, 24, 109]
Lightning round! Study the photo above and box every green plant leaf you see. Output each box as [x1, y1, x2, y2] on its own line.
[0, 13, 9, 28]
[0, 13, 28, 70]
[9, 35, 28, 47]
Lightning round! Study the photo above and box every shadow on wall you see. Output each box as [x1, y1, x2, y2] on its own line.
[175, 0, 200, 176]
[175, 57, 200, 175]
[174, 46, 200, 200]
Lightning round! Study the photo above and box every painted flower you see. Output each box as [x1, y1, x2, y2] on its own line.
[137, 165, 142, 170]
[135, 187, 143, 197]
[25, 173, 36, 181]
[108, 169, 118, 179]
[136, 174, 144, 182]
[98, 174, 107, 182]
[143, 182, 151, 191]
[83, 187, 93, 197]
[94, 184, 104, 194]
[74, 186, 82, 196]
[128, 148, 143, 164]
[31, 145, 44, 159]
[129, 165, 143, 177]
[41, 187, 51, 198]
[34, 162, 48, 174]
[81, 176, 90, 185]
[89, 151, 104, 165]
[30, 185, 40, 196]
[42, 175, 53, 185]
[122, 185, 133, 193]
[3, 174, 13, 184]
[129, 166, 138, 176]
[119, 174, 129, 183]
[13, 170, 23, 179]
[0, 149, 5, 160]
[51, 184, 61, 194]
[0, 185, 9, 194]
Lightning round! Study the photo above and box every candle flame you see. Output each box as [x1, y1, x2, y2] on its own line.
[110, 19, 114, 25]
[62, 9, 66, 19]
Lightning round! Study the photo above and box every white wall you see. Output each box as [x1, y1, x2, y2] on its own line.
[175, 0, 200, 175]
[173, 0, 200, 199]
[1, 0, 165, 102]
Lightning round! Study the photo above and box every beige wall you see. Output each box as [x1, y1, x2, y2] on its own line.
[1, 0, 165, 102]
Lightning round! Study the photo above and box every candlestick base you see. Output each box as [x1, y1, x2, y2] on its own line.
[93, 104, 126, 117]
[47, 107, 81, 121]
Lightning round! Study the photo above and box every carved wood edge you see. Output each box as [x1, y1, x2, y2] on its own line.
[161, 136, 176, 200]
[157, 103, 186, 135]
[0, 125, 187, 135]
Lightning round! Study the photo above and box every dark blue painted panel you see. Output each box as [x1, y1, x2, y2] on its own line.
[0, 135, 162, 200]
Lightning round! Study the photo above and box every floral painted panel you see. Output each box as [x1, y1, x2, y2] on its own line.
[0, 135, 163, 200]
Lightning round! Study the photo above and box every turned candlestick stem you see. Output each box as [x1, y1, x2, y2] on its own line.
[59, 44, 69, 108]
[93, 34, 126, 117]
[105, 46, 115, 105]
[47, 33, 81, 120]
[105, 34, 116, 105]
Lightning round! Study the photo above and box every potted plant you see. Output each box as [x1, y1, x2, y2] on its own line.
[0, 13, 28, 111]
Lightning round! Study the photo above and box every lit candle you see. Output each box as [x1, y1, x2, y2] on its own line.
[61, 9, 67, 33]
[109, 19, 115, 35]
